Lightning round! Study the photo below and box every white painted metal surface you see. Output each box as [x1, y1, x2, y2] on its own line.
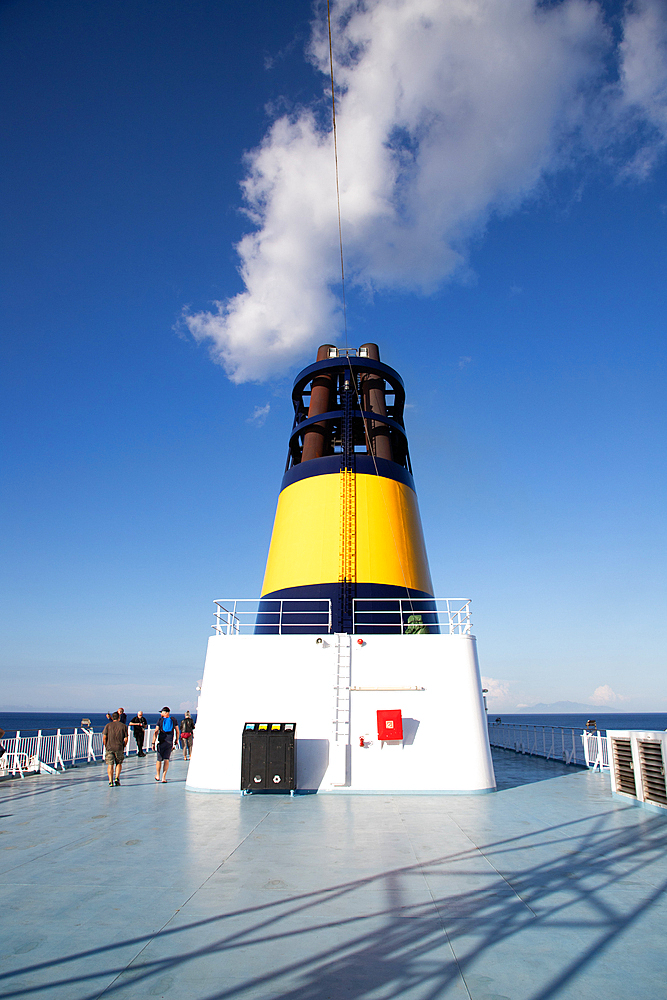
[186, 630, 495, 793]
[330, 633, 351, 786]
[607, 729, 667, 810]
[582, 730, 610, 771]
[2, 755, 666, 1000]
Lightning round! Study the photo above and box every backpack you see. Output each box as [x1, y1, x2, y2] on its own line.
[159, 717, 174, 737]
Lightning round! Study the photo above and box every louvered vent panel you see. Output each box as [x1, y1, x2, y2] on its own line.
[638, 740, 667, 806]
[611, 738, 636, 796]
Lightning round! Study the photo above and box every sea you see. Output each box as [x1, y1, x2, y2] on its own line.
[0, 711, 190, 736]
[0, 710, 664, 738]
[489, 712, 667, 734]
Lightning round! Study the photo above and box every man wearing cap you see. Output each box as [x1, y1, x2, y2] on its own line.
[102, 712, 128, 786]
[152, 707, 180, 783]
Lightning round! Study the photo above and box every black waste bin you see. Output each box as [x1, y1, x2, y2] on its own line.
[241, 723, 296, 793]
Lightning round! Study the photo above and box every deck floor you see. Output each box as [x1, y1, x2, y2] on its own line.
[1, 749, 666, 1000]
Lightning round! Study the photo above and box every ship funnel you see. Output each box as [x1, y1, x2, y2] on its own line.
[259, 344, 434, 633]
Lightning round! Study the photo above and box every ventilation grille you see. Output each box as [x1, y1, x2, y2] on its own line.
[611, 738, 636, 797]
[638, 740, 667, 806]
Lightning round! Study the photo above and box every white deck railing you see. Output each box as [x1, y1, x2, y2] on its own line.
[2, 720, 610, 780]
[213, 599, 333, 635]
[581, 730, 610, 771]
[0, 727, 157, 779]
[211, 598, 472, 635]
[487, 722, 610, 770]
[353, 598, 472, 634]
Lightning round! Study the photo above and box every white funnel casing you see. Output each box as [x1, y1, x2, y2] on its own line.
[187, 632, 495, 793]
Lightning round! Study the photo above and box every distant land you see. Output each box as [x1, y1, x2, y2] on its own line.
[512, 701, 621, 713]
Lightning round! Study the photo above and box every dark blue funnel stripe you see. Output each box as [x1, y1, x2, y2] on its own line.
[255, 583, 438, 635]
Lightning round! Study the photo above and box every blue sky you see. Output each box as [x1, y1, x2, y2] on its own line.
[1, 0, 666, 713]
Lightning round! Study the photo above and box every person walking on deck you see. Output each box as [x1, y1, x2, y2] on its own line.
[130, 710, 148, 756]
[180, 710, 195, 759]
[103, 712, 128, 786]
[152, 707, 179, 783]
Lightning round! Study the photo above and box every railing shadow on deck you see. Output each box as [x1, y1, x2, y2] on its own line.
[0, 758, 154, 804]
[1, 805, 666, 1000]
[491, 746, 583, 790]
[0, 746, 581, 807]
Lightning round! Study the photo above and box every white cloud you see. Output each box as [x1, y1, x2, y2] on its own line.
[481, 675, 511, 708]
[185, 0, 667, 382]
[458, 356, 472, 369]
[247, 403, 271, 427]
[617, 0, 667, 177]
[589, 683, 627, 705]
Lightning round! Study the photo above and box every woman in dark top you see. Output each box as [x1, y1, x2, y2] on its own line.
[181, 710, 195, 760]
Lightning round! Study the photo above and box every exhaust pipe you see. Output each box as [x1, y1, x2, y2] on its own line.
[359, 343, 392, 461]
[302, 344, 336, 462]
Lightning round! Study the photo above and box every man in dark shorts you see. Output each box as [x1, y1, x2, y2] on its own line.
[129, 710, 148, 756]
[152, 707, 180, 783]
[103, 712, 128, 786]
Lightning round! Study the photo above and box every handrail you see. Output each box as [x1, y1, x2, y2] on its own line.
[0, 725, 165, 780]
[353, 598, 472, 634]
[487, 721, 610, 770]
[212, 599, 333, 635]
[582, 729, 610, 771]
[210, 598, 472, 635]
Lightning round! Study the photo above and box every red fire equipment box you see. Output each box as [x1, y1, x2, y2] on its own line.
[377, 709, 403, 741]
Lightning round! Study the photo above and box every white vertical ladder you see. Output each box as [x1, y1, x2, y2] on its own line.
[330, 633, 351, 786]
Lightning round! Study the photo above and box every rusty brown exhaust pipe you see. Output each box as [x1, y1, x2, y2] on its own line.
[359, 343, 392, 461]
[301, 344, 336, 462]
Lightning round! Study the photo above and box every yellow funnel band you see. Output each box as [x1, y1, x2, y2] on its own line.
[261, 472, 433, 596]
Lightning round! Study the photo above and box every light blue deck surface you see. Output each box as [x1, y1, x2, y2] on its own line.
[1, 749, 666, 1000]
